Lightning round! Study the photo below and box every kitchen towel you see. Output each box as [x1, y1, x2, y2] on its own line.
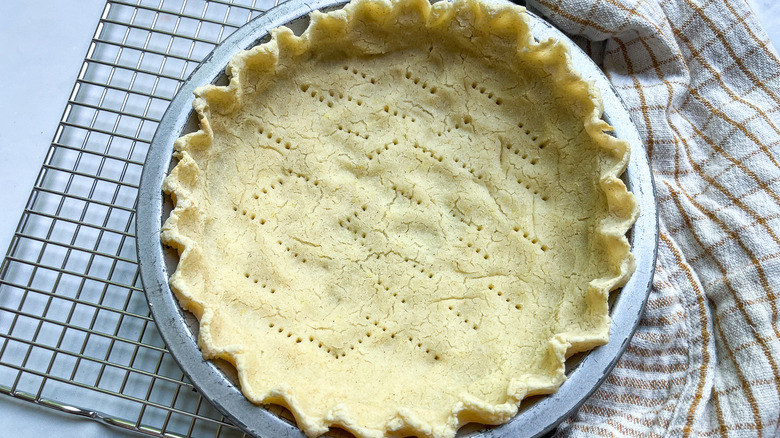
[529, 0, 780, 436]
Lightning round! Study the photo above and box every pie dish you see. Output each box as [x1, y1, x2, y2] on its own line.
[136, 0, 658, 437]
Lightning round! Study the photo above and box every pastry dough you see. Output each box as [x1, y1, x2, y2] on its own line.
[161, 0, 639, 436]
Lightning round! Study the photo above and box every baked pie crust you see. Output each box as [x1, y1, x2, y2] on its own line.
[161, 0, 639, 436]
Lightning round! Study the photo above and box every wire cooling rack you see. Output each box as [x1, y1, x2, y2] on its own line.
[0, 0, 285, 436]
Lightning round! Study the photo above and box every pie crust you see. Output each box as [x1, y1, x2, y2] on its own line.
[161, 0, 639, 436]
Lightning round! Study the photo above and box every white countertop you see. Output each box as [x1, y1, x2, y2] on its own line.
[0, 1, 106, 256]
[0, 0, 777, 436]
[0, 3, 138, 436]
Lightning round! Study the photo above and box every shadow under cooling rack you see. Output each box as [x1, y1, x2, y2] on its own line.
[0, 1, 283, 436]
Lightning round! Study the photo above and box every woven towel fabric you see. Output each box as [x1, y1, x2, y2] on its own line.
[526, 0, 780, 436]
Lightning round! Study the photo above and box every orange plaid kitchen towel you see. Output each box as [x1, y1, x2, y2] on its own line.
[527, 0, 780, 436]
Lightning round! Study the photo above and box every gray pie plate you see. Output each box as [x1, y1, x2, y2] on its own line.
[136, 1, 659, 436]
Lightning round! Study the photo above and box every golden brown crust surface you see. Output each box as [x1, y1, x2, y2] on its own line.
[161, 0, 639, 436]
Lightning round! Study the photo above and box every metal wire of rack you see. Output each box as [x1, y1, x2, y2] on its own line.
[0, 0, 285, 436]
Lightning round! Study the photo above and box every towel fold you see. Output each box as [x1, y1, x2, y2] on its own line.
[527, 0, 780, 436]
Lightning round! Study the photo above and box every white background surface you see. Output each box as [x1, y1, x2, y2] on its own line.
[0, 0, 777, 437]
[0, 2, 139, 436]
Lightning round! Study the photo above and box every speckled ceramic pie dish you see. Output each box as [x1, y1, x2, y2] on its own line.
[136, 0, 658, 437]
